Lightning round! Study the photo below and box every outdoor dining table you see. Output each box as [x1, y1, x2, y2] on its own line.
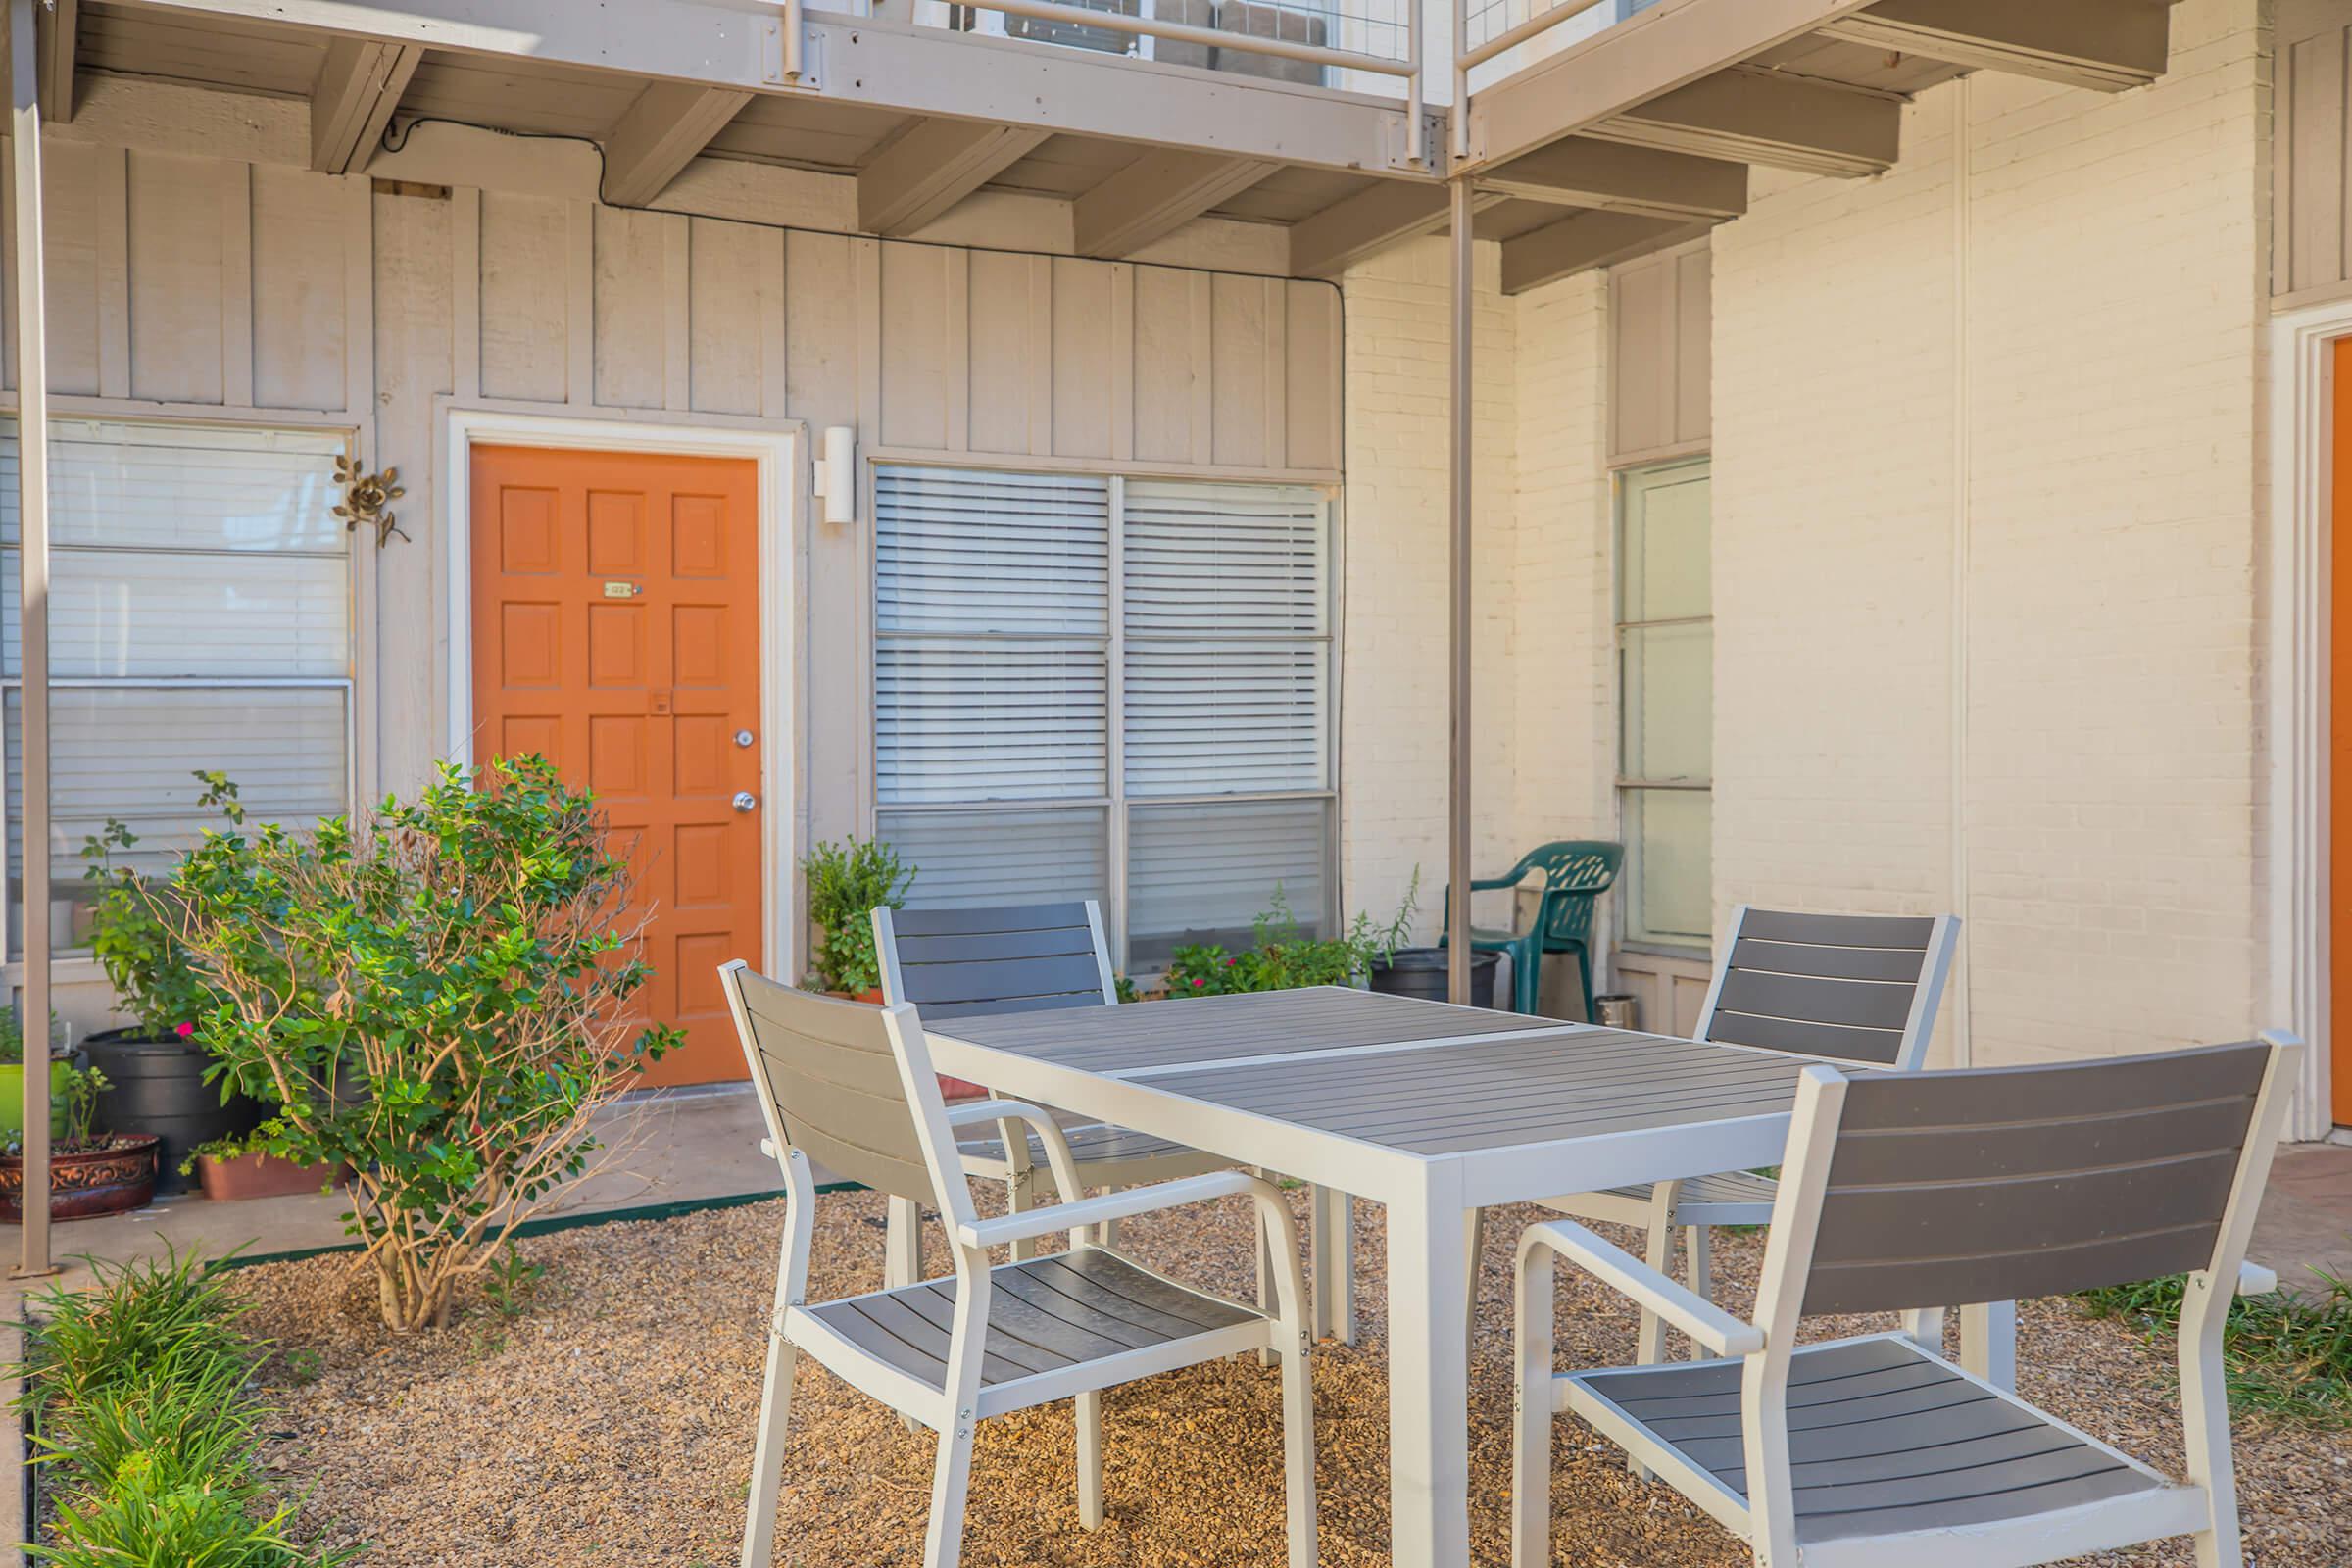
[921, 984, 2015, 1568]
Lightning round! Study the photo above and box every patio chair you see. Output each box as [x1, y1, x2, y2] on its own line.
[1510, 1034, 2299, 1568]
[1437, 840, 1621, 1017]
[1509, 906, 1959, 1366]
[719, 962, 1318, 1568]
[871, 901, 1230, 1282]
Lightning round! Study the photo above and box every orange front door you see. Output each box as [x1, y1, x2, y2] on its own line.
[470, 444, 763, 1087]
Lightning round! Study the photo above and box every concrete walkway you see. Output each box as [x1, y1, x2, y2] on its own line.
[1, 1083, 783, 1303]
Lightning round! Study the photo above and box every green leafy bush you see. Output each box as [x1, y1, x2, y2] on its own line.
[14, 1248, 355, 1567]
[1165, 875, 1418, 998]
[78, 771, 244, 1038]
[801, 837, 915, 995]
[168, 757, 678, 1332]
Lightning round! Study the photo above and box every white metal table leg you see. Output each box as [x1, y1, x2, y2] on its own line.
[1310, 1183, 1356, 1344]
[1960, 1300, 2017, 1390]
[1387, 1178, 1472, 1568]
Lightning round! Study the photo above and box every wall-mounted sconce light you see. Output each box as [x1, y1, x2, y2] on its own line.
[811, 425, 857, 525]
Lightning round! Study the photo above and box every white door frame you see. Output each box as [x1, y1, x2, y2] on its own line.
[440, 404, 805, 993]
[2266, 298, 2352, 1141]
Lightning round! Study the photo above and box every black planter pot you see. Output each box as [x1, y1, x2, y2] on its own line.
[81, 1029, 268, 1197]
[1366, 947, 1501, 1010]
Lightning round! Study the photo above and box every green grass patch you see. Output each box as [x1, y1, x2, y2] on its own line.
[13, 1246, 359, 1565]
[2077, 1266, 2352, 1427]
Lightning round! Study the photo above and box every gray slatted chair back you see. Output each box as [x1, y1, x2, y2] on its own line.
[720, 959, 943, 1207]
[1795, 1041, 2278, 1317]
[875, 901, 1115, 1020]
[1695, 906, 1958, 1069]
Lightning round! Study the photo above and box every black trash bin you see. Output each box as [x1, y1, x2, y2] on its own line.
[1365, 947, 1501, 1010]
[81, 1031, 267, 1197]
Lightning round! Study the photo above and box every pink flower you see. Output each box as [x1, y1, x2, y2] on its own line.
[1190, 978, 1205, 988]
[175, 1022, 196, 1039]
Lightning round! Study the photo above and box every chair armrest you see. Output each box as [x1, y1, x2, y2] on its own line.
[940, 1098, 1087, 1216]
[1465, 874, 1523, 892]
[2238, 1260, 2278, 1297]
[957, 1168, 1268, 1251]
[1517, 1217, 1765, 1358]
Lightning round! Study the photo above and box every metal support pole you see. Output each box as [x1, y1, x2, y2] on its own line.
[10, 0, 55, 1278]
[1446, 173, 1472, 1005]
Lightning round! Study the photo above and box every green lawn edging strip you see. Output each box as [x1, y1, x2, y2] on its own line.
[215, 1183, 859, 1272]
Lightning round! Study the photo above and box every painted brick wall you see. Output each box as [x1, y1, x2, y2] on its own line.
[1337, 236, 1520, 941]
[1709, 0, 2270, 1065]
[1338, 0, 2273, 1067]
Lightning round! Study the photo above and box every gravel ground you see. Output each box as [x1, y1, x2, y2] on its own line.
[229, 1187, 2352, 1568]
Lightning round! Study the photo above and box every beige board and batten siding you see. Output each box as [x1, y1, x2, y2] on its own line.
[1608, 241, 1710, 466]
[0, 99, 1345, 1034]
[2273, 0, 2352, 304]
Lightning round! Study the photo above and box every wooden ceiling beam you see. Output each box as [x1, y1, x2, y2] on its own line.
[1589, 66, 1900, 179]
[309, 36, 423, 173]
[1499, 209, 1713, 295]
[1073, 150, 1275, 259]
[858, 118, 1051, 237]
[1291, 179, 1506, 278]
[601, 81, 754, 207]
[1478, 136, 1745, 220]
[36, 0, 74, 123]
[1820, 0, 2171, 94]
[1465, 0, 1885, 172]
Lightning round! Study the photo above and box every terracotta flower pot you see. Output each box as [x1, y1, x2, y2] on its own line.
[0, 1133, 161, 1222]
[195, 1149, 349, 1201]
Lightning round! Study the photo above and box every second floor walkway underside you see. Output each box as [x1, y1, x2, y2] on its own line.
[32, 0, 2183, 290]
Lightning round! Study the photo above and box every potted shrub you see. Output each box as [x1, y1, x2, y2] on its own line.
[183, 1135, 348, 1202]
[1164, 875, 1423, 1000]
[0, 1005, 72, 1142]
[0, 1063, 161, 1222]
[170, 757, 678, 1331]
[77, 773, 269, 1194]
[800, 835, 915, 1003]
[797, 836, 988, 1096]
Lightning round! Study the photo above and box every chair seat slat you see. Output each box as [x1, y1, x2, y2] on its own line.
[1565, 1338, 2171, 1546]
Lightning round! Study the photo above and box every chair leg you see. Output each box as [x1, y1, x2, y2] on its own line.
[738, 1314, 799, 1568]
[1634, 1203, 1674, 1367]
[1514, 941, 1541, 1015]
[920, 1416, 978, 1568]
[1277, 1322, 1318, 1568]
[1683, 1225, 1713, 1360]
[1076, 1390, 1105, 1529]
[1004, 1169, 1036, 1264]
[1511, 1239, 1556, 1568]
[1575, 947, 1595, 1026]
[1255, 1172, 1279, 1367]
[885, 1195, 922, 1290]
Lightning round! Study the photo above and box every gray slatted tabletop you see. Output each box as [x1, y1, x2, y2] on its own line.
[920, 985, 1844, 1568]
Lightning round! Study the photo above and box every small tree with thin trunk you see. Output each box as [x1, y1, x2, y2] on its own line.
[169, 757, 678, 1332]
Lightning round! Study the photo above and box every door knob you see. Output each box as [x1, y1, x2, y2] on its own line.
[732, 791, 759, 813]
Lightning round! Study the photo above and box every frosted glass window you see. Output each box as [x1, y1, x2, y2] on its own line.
[874, 466, 1335, 971]
[1617, 458, 1712, 949]
[0, 419, 354, 957]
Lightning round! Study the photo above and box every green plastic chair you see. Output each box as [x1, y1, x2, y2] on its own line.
[1438, 840, 1623, 1018]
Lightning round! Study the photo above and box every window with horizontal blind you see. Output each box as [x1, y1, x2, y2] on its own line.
[0, 419, 355, 958]
[874, 464, 1335, 971]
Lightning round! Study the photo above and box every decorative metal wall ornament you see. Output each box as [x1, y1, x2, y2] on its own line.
[333, 456, 409, 547]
